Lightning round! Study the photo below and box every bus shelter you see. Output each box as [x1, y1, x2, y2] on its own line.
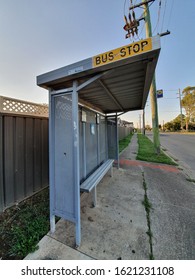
[37, 35, 161, 247]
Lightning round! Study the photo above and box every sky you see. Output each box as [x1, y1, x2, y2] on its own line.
[0, 0, 195, 127]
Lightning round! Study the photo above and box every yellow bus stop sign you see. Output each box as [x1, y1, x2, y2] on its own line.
[93, 37, 152, 68]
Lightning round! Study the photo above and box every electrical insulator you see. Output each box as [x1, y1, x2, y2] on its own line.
[132, 10, 136, 21]
[123, 15, 130, 31]
[123, 0, 140, 39]
[124, 15, 128, 25]
[129, 12, 133, 25]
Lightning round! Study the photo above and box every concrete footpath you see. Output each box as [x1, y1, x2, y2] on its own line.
[25, 134, 195, 260]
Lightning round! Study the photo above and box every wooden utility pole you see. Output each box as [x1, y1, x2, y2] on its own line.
[142, 0, 160, 154]
[139, 114, 142, 133]
[178, 88, 183, 130]
[143, 109, 145, 135]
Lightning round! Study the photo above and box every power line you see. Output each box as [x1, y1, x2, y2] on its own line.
[123, 0, 128, 16]
[159, 111, 180, 113]
[162, 89, 179, 91]
[161, 0, 167, 33]
[152, 0, 162, 34]
[167, 0, 175, 30]
[160, 98, 179, 100]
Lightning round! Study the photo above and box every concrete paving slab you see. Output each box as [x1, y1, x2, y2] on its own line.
[120, 133, 138, 160]
[25, 166, 150, 260]
[48, 168, 150, 260]
[24, 235, 93, 260]
[143, 166, 195, 260]
[78, 168, 149, 260]
[24, 135, 195, 260]
[144, 168, 195, 210]
[149, 204, 195, 260]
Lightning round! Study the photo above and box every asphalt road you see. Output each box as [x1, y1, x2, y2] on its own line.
[147, 132, 195, 177]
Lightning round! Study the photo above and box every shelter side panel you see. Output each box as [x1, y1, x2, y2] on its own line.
[53, 95, 75, 219]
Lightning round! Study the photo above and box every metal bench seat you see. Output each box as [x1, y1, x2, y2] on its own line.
[80, 159, 114, 206]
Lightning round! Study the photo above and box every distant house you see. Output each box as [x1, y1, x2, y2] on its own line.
[118, 118, 134, 128]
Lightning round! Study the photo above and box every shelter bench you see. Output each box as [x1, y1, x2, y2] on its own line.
[80, 159, 114, 207]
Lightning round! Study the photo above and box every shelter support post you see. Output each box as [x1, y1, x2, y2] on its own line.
[72, 81, 81, 247]
[97, 116, 100, 166]
[105, 118, 108, 160]
[92, 187, 97, 207]
[50, 215, 55, 233]
[106, 115, 119, 167]
[82, 121, 87, 179]
[49, 90, 56, 234]
[116, 114, 119, 169]
[0, 115, 4, 212]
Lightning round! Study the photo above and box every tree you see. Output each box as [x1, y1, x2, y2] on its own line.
[164, 114, 185, 131]
[164, 121, 174, 131]
[173, 114, 185, 130]
[182, 86, 195, 96]
[145, 124, 151, 131]
[173, 114, 185, 123]
[181, 87, 195, 131]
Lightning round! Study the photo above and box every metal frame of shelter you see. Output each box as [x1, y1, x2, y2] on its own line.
[37, 35, 161, 246]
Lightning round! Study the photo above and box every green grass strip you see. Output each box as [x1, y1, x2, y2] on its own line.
[0, 188, 50, 259]
[137, 134, 177, 165]
[186, 178, 195, 183]
[119, 133, 133, 153]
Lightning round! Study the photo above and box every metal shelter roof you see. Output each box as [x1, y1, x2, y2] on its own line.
[37, 36, 161, 114]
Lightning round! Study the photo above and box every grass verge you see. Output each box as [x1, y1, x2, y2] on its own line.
[186, 178, 195, 183]
[0, 188, 50, 259]
[119, 133, 133, 153]
[137, 134, 177, 165]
